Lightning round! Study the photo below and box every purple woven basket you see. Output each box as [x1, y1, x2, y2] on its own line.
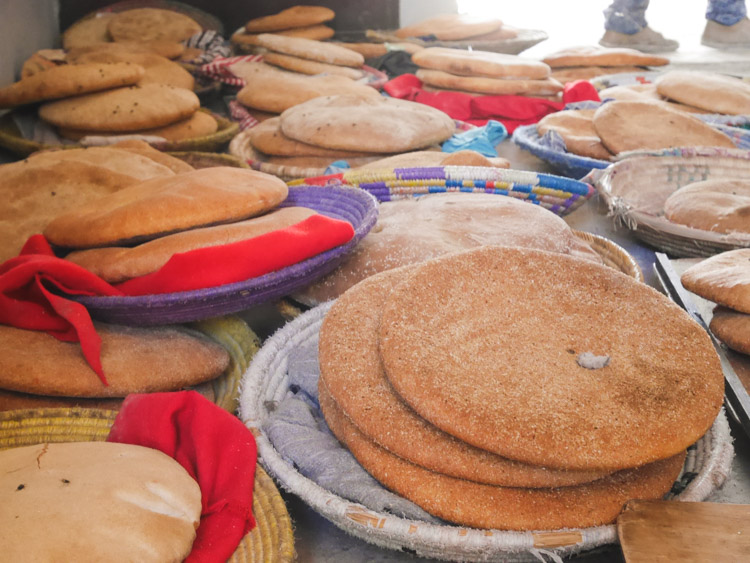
[72, 185, 378, 325]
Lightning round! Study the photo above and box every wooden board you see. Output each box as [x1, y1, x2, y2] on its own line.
[618, 500, 750, 562]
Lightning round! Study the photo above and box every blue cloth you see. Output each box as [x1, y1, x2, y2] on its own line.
[605, 0, 747, 32]
[604, 0, 650, 34]
[707, 0, 747, 25]
[441, 120, 507, 157]
[324, 160, 351, 175]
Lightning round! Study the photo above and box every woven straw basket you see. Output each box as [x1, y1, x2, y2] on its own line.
[0, 407, 294, 562]
[168, 151, 249, 169]
[593, 146, 750, 257]
[0, 110, 238, 157]
[240, 298, 733, 562]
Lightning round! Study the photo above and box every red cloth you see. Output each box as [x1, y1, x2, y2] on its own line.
[0, 215, 354, 381]
[108, 391, 257, 563]
[383, 74, 601, 133]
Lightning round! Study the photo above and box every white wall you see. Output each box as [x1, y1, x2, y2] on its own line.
[0, 0, 59, 86]
[399, 0, 458, 27]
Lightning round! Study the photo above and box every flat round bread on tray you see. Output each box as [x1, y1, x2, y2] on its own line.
[537, 109, 613, 160]
[378, 246, 724, 471]
[710, 306, 750, 354]
[0, 63, 144, 108]
[395, 14, 503, 41]
[319, 268, 611, 487]
[0, 441, 201, 563]
[542, 46, 669, 68]
[0, 323, 229, 397]
[412, 47, 550, 79]
[245, 6, 335, 33]
[248, 117, 372, 158]
[59, 111, 218, 142]
[262, 52, 365, 79]
[416, 68, 563, 96]
[592, 100, 736, 154]
[107, 8, 202, 43]
[663, 179, 750, 235]
[681, 249, 750, 314]
[279, 94, 456, 153]
[38, 83, 200, 132]
[253, 34, 364, 67]
[656, 70, 750, 115]
[320, 384, 686, 531]
[43, 167, 288, 248]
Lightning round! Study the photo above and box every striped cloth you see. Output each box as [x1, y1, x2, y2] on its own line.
[197, 55, 263, 87]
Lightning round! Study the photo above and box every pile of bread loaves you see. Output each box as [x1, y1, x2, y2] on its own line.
[233, 5, 337, 46]
[318, 245, 725, 530]
[542, 45, 669, 84]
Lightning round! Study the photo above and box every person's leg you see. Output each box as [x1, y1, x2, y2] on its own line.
[702, 0, 750, 48]
[600, 0, 679, 51]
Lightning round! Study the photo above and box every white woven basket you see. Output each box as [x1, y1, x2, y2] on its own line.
[239, 303, 734, 562]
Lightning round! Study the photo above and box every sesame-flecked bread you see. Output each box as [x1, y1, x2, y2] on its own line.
[710, 306, 750, 355]
[592, 100, 735, 155]
[67, 40, 186, 60]
[66, 206, 317, 282]
[0, 323, 229, 397]
[244, 6, 335, 33]
[320, 384, 686, 530]
[44, 167, 289, 248]
[107, 8, 202, 43]
[58, 110, 218, 142]
[0, 62, 144, 108]
[68, 50, 195, 89]
[681, 249, 750, 314]
[248, 117, 373, 158]
[319, 268, 612, 487]
[0, 442, 202, 562]
[38, 83, 200, 132]
[416, 68, 564, 96]
[378, 246, 725, 471]
[280, 95, 456, 153]
[412, 47, 550, 79]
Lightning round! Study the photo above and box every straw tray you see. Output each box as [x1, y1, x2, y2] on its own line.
[593, 146, 750, 257]
[0, 407, 293, 562]
[239, 298, 732, 562]
[292, 165, 595, 216]
[71, 185, 378, 325]
[0, 109, 239, 157]
[167, 150, 248, 169]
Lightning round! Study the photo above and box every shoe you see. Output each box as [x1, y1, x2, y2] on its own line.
[599, 27, 679, 53]
[702, 18, 750, 49]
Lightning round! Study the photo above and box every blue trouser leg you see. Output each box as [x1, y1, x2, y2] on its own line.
[604, 0, 650, 33]
[706, 0, 747, 25]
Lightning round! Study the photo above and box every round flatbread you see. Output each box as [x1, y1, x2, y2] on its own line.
[0, 441, 201, 562]
[663, 179, 750, 235]
[542, 46, 669, 68]
[107, 8, 202, 43]
[710, 306, 750, 355]
[592, 100, 736, 155]
[681, 249, 750, 314]
[280, 95, 456, 153]
[44, 166, 289, 248]
[656, 70, 750, 115]
[537, 109, 613, 160]
[551, 66, 646, 83]
[0, 323, 229, 397]
[38, 83, 200, 132]
[0, 62, 144, 109]
[62, 13, 116, 49]
[296, 192, 601, 305]
[353, 149, 508, 170]
[248, 117, 372, 158]
[235, 63, 379, 113]
[59, 110, 218, 142]
[68, 51, 195, 90]
[104, 139, 195, 173]
[319, 268, 611, 487]
[378, 246, 724, 471]
[412, 47, 550, 79]
[245, 6, 335, 33]
[416, 68, 563, 96]
[395, 14, 503, 41]
[233, 24, 335, 46]
[253, 34, 364, 67]
[320, 384, 686, 531]
[66, 207, 317, 282]
[262, 52, 365, 79]
[67, 40, 186, 60]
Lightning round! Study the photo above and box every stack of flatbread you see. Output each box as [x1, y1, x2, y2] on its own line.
[61, 7, 203, 61]
[542, 45, 669, 84]
[230, 94, 456, 176]
[412, 47, 562, 98]
[318, 245, 725, 530]
[536, 100, 736, 161]
[394, 13, 518, 43]
[295, 192, 597, 305]
[233, 5, 336, 48]
[682, 250, 750, 384]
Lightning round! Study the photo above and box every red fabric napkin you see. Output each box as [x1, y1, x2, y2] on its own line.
[383, 74, 601, 133]
[108, 391, 257, 563]
[0, 215, 354, 382]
